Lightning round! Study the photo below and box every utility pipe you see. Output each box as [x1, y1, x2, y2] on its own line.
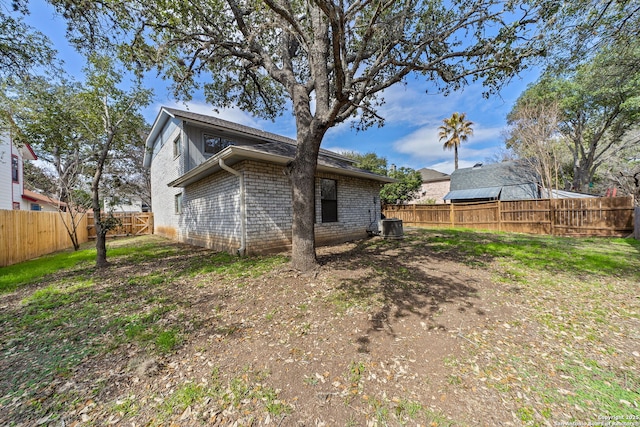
[218, 158, 246, 255]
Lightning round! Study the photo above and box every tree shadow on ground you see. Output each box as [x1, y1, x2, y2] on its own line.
[317, 233, 493, 352]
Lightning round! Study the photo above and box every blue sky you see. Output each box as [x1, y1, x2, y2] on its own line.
[26, 0, 541, 175]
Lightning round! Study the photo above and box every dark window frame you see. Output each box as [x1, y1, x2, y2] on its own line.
[11, 155, 19, 183]
[203, 134, 234, 157]
[320, 178, 338, 223]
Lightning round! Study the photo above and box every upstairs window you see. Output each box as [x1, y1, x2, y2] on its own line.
[11, 155, 19, 183]
[203, 134, 234, 156]
[173, 135, 181, 158]
[321, 179, 338, 223]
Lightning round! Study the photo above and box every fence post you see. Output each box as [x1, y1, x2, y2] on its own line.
[497, 200, 502, 232]
[450, 203, 455, 228]
[635, 207, 640, 240]
[549, 198, 556, 235]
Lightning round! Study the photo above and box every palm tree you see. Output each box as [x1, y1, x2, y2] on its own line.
[439, 112, 474, 170]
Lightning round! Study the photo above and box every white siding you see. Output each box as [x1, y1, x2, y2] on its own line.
[0, 134, 12, 210]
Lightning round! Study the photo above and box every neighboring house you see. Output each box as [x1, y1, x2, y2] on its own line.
[444, 161, 541, 203]
[104, 196, 144, 213]
[143, 107, 394, 254]
[0, 132, 37, 210]
[22, 189, 67, 212]
[410, 168, 450, 204]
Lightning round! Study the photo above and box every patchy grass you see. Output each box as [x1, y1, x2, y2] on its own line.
[1, 231, 639, 426]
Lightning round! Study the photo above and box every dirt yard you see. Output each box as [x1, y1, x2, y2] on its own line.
[1, 229, 638, 426]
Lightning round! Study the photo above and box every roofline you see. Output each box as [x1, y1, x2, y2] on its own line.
[23, 143, 37, 160]
[168, 145, 395, 187]
[144, 107, 356, 168]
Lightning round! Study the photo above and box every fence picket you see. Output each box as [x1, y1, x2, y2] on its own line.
[383, 196, 635, 237]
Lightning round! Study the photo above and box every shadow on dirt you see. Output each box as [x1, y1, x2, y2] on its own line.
[317, 231, 491, 350]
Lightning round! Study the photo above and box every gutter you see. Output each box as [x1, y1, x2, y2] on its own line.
[218, 158, 246, 256]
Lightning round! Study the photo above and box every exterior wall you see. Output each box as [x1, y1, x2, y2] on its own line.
[314, 171, 382, 247]
[180, 168, 242, 252]
[152, 154, 383, 255]
[104, 196, 143, 213]
[411, 180, 450, 204]
[183, 123, 259, 171]
[0, 134, 12, 210]
[244, 161, 293, 253]
[149, 117, 184, 239]
[0, 133, 27, 211]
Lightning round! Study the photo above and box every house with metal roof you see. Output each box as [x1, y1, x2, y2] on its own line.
[143, 107, 394, 254]
[443, 161, 541, 203]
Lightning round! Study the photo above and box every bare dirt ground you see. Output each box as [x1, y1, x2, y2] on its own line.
[1, 229, 639, 426]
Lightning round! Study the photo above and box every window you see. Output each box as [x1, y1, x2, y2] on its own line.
[203, 134, 234, 156]
[30, 203, 41, 211]
[321, 179, 338, 223]
[11, 155, 19, 183]
[174, 193, 183, 214]
[173, 135, 181, 158]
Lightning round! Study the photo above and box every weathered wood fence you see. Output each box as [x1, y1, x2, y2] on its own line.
[0, 210, 89, 267]
[86, 212, 154, 239]
[383, 196, 635, 237]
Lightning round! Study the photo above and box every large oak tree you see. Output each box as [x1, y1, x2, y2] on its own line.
[54, 0, 550, 270]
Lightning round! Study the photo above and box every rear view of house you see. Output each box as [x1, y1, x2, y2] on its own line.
[143, 107, 393, 255]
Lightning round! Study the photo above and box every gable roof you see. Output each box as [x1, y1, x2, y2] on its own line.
[168, 141, 395, 187]
[144, 107, 354, 168]
[145, 107, 394, 187]
[449, 161, 538, 191]
[22, 189, 66, 207]
[418, 168, 450, 183]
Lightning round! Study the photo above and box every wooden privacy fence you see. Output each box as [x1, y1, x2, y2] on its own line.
[0, 210, 89, 267]
[383, 196, 635, 237]
[86, 212, 154, 239]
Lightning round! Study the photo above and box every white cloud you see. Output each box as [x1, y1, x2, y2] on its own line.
[390, 121, 505, 172]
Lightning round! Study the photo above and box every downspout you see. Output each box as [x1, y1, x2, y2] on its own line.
[218, 158, 246, 255]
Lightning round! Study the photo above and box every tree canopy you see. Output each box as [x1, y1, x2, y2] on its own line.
[379, 167, 422, 205]
[508, 42, 640, 193]
[0, 0, 56, 80]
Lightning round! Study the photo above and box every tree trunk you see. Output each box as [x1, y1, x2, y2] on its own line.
[94, 209, 109, 268]
[289, 155, 318, 272]
[93, 144, 111, 268]
[288, 97, 326, 271]
[454, 145, 459, 170]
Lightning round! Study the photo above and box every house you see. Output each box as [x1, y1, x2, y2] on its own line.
[22, 189, 67, 212]
[443, 161, 541, 203]
[104, 196, 144, 213]
[143, 107, 394, 254]
[410, 168, 450, 204]
[0, 132, 37, 210]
